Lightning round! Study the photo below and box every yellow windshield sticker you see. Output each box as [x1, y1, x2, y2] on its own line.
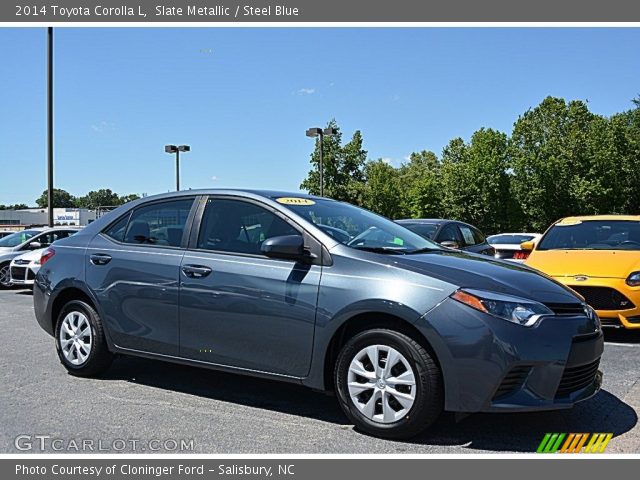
[557, 218, 583, 226]
[276, 197, 316, 206]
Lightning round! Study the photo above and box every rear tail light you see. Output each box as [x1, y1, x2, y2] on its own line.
[513, 251, 530, 260]
[39, 247, 56, 266]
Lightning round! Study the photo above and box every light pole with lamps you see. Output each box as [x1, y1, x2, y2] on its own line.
[305, 127, 337, 197]
[164, 144, 190, 191]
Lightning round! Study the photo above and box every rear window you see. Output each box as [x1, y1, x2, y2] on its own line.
[488, 234, 536, 245]
[538, 220, 640, 251]
[401, 223, 438, 240]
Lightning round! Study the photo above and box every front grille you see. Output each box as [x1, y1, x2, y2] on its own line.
[10, 266, 26, 280]
[26, 269, 35, 280]
[493, 365, 532, 400]
[545, 303, 585, 316]
[600, 317, 622, 327]
[14, 259, 30, 265]
[555, 359, 600, 398]
[626, 316, 640, 324]
[569, 286, 635, 311]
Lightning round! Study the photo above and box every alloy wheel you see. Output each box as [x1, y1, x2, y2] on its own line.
[58, 311, 93, 366]
[0, 264, 10, 286]
[347, 344, 417, 423]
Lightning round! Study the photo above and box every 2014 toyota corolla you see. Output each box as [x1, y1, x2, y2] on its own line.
[33, 190, 603, 439]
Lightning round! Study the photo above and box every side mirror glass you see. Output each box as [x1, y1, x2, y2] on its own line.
[440, 240, 459, 249]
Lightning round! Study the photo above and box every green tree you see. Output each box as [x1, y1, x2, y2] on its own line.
[35, 189, 76, 208]
[119, 193, 141, 205]
[0, 204, 29, 210]
[361, 159, 403, 218]
[440, 128, 512, 234]
[510, 97, 596, 231]
[398, 150, 442, 219]
[300, 120, 367, 204]
[76, 189, 121, 209]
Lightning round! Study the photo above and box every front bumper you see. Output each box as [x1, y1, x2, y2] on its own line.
[418, 298, 603, 413]
[554, 276, 640, 329]
[9, 264, 37, 286]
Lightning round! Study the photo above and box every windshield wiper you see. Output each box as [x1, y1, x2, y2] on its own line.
[407, 247, 442, 254]
[351, 246, 407, 255]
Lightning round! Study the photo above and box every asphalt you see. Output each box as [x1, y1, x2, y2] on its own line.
[1, 288, 639, 454]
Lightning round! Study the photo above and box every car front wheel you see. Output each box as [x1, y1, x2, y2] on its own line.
[55, 300, 113, 376]
[335, 329, 443, 439]
[0, 262, 11, 289]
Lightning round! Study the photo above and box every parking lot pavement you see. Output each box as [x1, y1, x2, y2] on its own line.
[1, 288, 638, 454]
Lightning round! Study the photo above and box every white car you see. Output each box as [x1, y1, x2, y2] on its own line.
[9, 248, 45, 287]
[487, 232, 542, 262]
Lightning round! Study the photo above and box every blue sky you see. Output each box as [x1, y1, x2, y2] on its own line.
[0, 27, 639, 206]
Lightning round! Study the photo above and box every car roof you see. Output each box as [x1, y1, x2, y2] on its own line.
[555, 215, 640, 224]
[488, 232, 540, 237]
[396, 219, 447, 224]
[131, 189, 332, 203]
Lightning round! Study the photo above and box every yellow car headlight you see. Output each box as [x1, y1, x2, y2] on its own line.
[626, 271, 640, 287]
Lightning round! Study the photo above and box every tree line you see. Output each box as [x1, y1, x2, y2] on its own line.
[0, 189, 141, 211]
[300, 96, 640, 234]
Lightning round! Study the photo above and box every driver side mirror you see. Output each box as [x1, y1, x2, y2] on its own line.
[520, 241, 535, 252]
[261, 235, 310, 261]
[28, 241, 42, 250]
[440, 240, 459, 249]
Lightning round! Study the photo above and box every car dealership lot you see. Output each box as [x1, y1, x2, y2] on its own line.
[1, 288, 639, 454]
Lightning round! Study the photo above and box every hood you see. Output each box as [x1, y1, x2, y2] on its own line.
[388, 251, 582, 306]
[526, 250, 640, 278]
[12, 248, 44, 262]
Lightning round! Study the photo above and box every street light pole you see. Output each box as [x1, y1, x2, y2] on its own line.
[306, 127, 337, 197]
[165, 145, 190, 191]
[47, 27, 54, 227]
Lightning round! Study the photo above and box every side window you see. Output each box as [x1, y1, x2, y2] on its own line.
[197, 198, 300, 255]
[438, 224, 462, 244]
[459, 225, 477, 246]
[471, 226, 486, 245]
[103, 214, 130, 243]
[122, 199, 194, 247]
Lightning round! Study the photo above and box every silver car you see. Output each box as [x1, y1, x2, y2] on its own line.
[0, 227, 80, 288]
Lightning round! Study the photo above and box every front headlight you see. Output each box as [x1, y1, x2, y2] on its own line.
[626, 271, 640, 287]
[451, 288, 553, 327]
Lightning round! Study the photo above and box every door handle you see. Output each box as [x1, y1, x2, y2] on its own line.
[90, 253, 112, 266]
[182, 264, 213, 278]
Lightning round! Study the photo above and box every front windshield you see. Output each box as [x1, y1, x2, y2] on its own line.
[276, 197, 442, 254]
[538, 220, 640, 251]
[0, 230, 38, 248]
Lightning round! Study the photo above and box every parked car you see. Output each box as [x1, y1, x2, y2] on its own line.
[34, 190, 602, 439]
[396, 219, 495, 256]
[487, 233, 542, 262]
[0, 230, 15, 239]
[0, 227, 80, 288]
[9, 248, 45, 287]
[524, 215, 640, 329]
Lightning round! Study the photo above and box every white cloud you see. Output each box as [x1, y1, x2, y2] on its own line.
[211, 176, 218, 182]
[91, 121, 115, 133]
[297, 88, 316, 95]
[381, 157, 395, 165]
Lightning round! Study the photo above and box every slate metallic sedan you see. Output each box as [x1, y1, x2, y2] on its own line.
[396, 219, 495, 256]
[34, 190, 603, 439]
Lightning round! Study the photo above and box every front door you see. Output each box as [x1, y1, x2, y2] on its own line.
[179, 197, 321, 377]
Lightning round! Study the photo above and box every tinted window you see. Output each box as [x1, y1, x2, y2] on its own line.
[402, 223, 438, 240]
[438, 224, 461, 244]
[103, 214, 131, 243]
[197, 198, 300, 255]
[459, 225, 477, 246]
[538, 220, 640, 251]
[123, 199, 193, 247]
[32, 230, 76, 248]
[488, 234, 536, 245]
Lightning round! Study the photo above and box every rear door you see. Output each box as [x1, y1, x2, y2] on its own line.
[178, 196, 321, 377]
[85, 197, 196, 356]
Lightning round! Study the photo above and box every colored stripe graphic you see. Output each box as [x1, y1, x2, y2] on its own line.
[538, 433, 613, 453]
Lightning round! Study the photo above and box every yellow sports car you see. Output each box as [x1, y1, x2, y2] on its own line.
[523, 215, 640, 329]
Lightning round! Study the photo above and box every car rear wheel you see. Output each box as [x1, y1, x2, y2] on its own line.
[335, 329, 443, 439]
[55, 300, 113, 376]
[0, 262, 11, 289]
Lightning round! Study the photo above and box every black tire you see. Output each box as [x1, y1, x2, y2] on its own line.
[335, 329, 443, 439]
[0, 262, 11, 289]
[54, 300, 113, 377]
